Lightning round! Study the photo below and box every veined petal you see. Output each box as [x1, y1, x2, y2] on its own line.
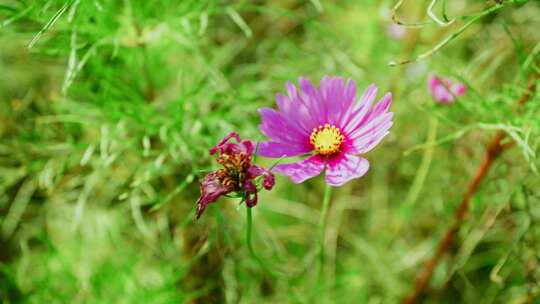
[257, 141, 312, 158]
[320, 76, 354, 125]
[360, 84, 379, 107]
[366, 92, 392, 120]
[344, 78, 357, 104]
[350, 123, 392, 154]
[259, 107, 307, 144]
[347, 90, 392, 137]
[196, 172, 234, 219]
[275, 93, 313, 133]
[287, 79, 320, 127]
[325, 154, 370, 187]
[299, 77, 326, 125]
[342, 84, 378, 132]
[273, 155, 325, 184]
[349, 112, 393, 141]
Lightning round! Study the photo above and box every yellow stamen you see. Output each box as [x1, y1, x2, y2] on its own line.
[309, 123, 344, 156]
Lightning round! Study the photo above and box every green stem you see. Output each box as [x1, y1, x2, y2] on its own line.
[403, 117, 438, 210]
[390, 3, 504, 66]
[246, 207, 275, 278]
[317, 184, 333, 283]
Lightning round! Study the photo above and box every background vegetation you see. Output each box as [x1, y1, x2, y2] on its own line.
[1, 0, 539, 303]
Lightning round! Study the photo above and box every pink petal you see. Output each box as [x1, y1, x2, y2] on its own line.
[350, 123, 392, 154]
[196, 172, 234, 219]
[280, 81, 322, 131]
[259, 107, 308, 144]
[325, 154, 370, 187]
[299, 77, 326, 125]
[320, 76, 356, 126]
[432, 84, 453, 103]
[275, 93, 312, 133]
[209, 132, 254, 156]
[452, 83, 466, 96]
[428, 75, 441, 95]
[285, 80, 299, 100]
[297, 76, 358, 128]
[348, 111, 393, 140]
[367, 92, 392, 119]
[342, 84, 378, 133]
[257, 141, 312, 158]
[428, 75, 466, 104]
[347, 93, 392, 140]
[273, 155, 325, 184]
[344, 78, 357, 105]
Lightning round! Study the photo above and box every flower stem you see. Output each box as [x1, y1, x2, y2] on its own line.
[317, 184, 333, 283]
[246, 206, 276, 278]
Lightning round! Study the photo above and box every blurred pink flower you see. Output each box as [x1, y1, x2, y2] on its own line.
[257, 76, 393, 187]
[196, 132, 274, 219]
[387, 23, 406, 39]
[428, 75, 466, 104]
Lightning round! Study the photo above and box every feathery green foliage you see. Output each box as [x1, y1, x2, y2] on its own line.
[1, 0, 539, 303]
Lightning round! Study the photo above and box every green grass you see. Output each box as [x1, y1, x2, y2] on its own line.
[1, 0, 539, 303]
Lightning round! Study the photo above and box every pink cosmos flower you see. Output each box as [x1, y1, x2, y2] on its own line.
[257, 76, 393, 187]
[196, 132, 275, 219]
[428, 75, 466, 104]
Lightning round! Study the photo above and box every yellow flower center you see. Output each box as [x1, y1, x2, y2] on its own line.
[309, 124, 344, 156]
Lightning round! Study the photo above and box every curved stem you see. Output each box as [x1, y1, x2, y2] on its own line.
[390, 3, 503, 66]
[246, 207, 276, 278]
[317, 184, 333, 283]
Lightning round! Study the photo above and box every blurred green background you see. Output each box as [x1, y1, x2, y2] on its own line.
[1, 0, 539, 303]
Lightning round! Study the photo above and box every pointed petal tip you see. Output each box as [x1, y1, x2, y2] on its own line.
[285, 80, 296, 89]
[381, 92, 393, 104]
[258, 107, 275, 118]
[298, 76, 315, 89]
[362, 84, 379, 98]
